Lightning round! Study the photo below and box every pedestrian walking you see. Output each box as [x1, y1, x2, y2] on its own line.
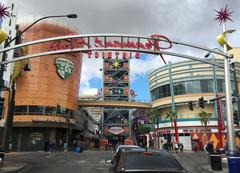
[193, 142, 198, 153]
[206, 141, 214, 154]
[175, 143, 179, 153]
[52, 141, 56, 154]
[64, 142, 68, 154]
[179, 143, 184, 153]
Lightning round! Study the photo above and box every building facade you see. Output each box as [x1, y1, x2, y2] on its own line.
[5, 18, 83, 151]
[148, 48, 240, 150]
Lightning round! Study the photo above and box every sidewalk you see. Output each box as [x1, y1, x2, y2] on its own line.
[0, 161, 26, 173]
[199, 165, 228, 173]
[0, 152, 29, 173]
[172, 151, 229, 173]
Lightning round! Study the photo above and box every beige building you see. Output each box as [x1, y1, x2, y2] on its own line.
[148, 48, 240, 150]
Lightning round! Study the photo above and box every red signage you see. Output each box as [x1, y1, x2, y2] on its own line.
[48, 34, 172, 59]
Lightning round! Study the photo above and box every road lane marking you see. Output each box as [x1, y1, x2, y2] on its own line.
[46, 154, 57, 158]
[99, 160, 106, 164]
[79, 160, 86, 163]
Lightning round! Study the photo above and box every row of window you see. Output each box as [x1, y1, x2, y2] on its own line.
[14, 105, 76, 118]
[150, 79, 235, 101]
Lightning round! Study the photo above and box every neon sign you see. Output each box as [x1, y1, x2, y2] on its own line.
[48, 34, 172, 60]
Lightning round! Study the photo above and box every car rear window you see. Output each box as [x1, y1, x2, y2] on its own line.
[124, 151, 185, 172]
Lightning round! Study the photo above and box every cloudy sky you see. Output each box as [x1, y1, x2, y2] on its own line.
[4, 0, 240, 100]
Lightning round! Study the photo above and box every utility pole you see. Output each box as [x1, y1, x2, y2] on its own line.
[222, 23, 236, 154]
[168, 61, 179, 143]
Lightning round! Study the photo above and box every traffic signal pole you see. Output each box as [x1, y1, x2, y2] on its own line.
[168, 62, 179, 143]
[212, 56, 223, 147]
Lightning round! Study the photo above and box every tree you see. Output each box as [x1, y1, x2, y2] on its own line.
[147, 108, 159, 123]
[197, 111, 212, 134]
[165, 111, 178, 142]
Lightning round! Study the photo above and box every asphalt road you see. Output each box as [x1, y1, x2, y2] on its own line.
[172, 151, 209, 173]
[5, 150, 210, 173]
[10, 151, 113, 173]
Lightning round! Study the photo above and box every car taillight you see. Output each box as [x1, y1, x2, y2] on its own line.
[144, 152, 152, 156]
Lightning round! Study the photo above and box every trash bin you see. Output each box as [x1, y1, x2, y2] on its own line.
[209, 154, 222, 171]
[228, 156, 240, 173]
[75, 147, 81, 153]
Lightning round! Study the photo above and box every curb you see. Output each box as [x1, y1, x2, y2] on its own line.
[199, 165, 228, 173]
[0, 163, 26, 173]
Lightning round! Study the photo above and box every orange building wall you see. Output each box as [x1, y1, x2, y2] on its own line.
[15, 22, 82, 111]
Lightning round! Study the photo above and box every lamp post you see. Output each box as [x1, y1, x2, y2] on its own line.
[222, 23, 236, 154]
[205, 48, 224, 148]
[0, 14, 77, 152]
[167, 61, 179, 143]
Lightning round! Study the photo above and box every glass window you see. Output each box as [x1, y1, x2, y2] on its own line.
[45, 106, 56, 115]
[217, 79, 224, 92]
[185, 81, 193, 94]
[28, 106, 44, 115]
[151, 79, 227, 100]
[174, 82, 185, 95]
[14, 106, 28, 115]
[201, 80, 208, 93]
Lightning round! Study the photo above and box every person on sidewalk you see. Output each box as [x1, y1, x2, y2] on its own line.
[193, 142, 198, 153]
[175, 143, 179, 153]
[206, 141, 214, 154]
[64, 142, 68, 154]
[179, 143, 184, 153]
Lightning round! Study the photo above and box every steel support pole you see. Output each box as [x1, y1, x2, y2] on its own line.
[168, 62, 179, 143]
[223, 24, 236, 154]
[212, 56, 224, 147]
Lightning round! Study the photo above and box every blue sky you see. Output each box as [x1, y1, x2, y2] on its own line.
[79, 53, 169, 101]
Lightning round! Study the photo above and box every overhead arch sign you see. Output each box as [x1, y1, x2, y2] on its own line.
[0, 33, 231, 66]
[48, 34, 172, 60]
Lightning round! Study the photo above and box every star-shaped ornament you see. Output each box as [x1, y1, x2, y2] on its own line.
[0, 3, 9, 19]
[214, 5, 233, 25]
[112, 60, 120, 69]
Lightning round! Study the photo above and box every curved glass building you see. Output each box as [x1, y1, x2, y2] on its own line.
[148, 48, 240, 150]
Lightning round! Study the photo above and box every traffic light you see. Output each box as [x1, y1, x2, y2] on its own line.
[199, 97, 205, 109]
[233, 110, 239, 126]
[188, 101, 193, 111]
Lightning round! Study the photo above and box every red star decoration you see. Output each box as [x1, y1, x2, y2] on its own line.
[214, 5, 233, 25]
[0, 3, 9, 19]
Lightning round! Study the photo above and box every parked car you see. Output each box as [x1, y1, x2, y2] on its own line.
[110, 149, 187, 173]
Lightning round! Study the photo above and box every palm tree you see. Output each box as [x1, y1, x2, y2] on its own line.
[147, 108, 159, 148]
[147, 108, 159, 123]
[197, 111, 212, 134]
[165, 111, 178, 142]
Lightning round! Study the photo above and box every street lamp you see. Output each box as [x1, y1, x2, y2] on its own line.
[204, 48, 224, 147]
[205, 47, 238, 153]
[167, 61, 179, 143]
[0, 14, 78, 152]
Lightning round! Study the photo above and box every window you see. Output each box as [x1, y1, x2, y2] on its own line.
[150, 79, 226, 100]
[28, 106, 44, 115]
[14, 106, 28, 115]
[45, 106, 56, 115]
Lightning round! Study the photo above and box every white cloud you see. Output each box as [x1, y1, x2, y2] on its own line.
[79, 54, 103, 96]
[79, 81, 99, 96]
